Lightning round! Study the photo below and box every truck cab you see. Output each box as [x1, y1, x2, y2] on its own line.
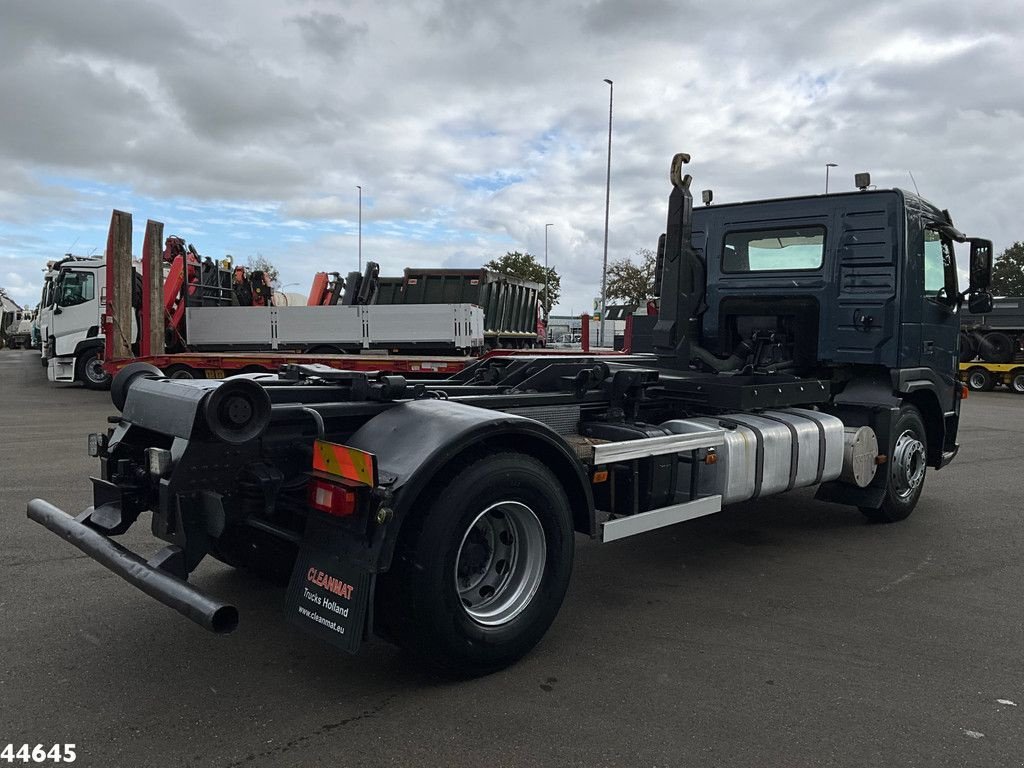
[683, 187, 976, 479]
[41, 256, 115, 388]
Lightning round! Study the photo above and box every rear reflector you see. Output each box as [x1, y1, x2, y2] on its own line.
[312, 440, 378, 487]
[307, 478, 357, 517]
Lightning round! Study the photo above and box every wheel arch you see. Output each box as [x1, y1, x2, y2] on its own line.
[344, 399, 594, 571]
[72, 337, 104, 359]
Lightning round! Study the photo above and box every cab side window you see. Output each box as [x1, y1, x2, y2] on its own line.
[923, 229, 958, 298]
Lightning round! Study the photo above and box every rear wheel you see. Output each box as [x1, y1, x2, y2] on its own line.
[979, 332, 1013, 363]
[861, 405, 927, 523]
[376, 452, 574, 676]
[958, 332, 978, 362]
[965, 367, 995, 392]
[76, 347, 111, 390]
[1011, 369, 1024, 394]
[165, 364, 197, 379]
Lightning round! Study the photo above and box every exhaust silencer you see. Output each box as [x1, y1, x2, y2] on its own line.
[27, 499, 239, 634]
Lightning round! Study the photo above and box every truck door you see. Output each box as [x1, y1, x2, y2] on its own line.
[913, 227, 960, 412]
[52, 268, 99, 356]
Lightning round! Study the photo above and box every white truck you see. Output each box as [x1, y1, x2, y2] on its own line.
[39, 256, 121, 388]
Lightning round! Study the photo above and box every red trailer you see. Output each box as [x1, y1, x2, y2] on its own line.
[99, 212, 477, 383]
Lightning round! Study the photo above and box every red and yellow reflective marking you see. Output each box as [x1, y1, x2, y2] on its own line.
[312, 440, 378, 487]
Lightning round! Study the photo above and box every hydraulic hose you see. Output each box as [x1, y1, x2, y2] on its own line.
[690, 340, 752, 372]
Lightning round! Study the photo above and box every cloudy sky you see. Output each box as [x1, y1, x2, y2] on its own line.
[1, 0, 1021, 313]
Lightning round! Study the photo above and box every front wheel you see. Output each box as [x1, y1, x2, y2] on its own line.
[861, 405, 927, 523]
[376, 452, 574, 676]
[76, 348, 111, 390]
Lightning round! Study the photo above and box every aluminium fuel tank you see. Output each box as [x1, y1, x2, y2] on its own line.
[660, 408, 844, 505]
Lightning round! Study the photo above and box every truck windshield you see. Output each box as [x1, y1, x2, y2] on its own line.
[56, 271, 95, 308]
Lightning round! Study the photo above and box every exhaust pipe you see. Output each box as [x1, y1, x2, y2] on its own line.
[26, 499, 239, 634]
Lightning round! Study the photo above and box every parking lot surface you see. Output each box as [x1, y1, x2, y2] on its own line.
[1, 349, 1021, 767]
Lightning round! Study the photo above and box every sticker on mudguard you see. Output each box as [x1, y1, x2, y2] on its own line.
[312, 439, 378, 487]
[285, 548, 371, 654]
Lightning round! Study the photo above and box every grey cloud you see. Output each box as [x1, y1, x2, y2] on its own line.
[290, 11, 367, 61]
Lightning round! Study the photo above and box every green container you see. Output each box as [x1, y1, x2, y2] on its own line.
[375, 269, 541, 341]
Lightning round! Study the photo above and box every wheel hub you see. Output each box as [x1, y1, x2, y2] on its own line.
[892, 430, 926, 500]
[455, 501, 546, 627]
[86, 357, 107, 383]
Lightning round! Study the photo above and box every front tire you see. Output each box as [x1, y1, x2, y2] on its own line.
[861, 405, 927, 523]
[376, 452, 574, 676]
[76, 347, 111, 390]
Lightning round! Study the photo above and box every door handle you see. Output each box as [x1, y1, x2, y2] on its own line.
[923, 340, 935, 354]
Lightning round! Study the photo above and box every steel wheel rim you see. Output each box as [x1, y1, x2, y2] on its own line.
[968, 372, 986, 389]
[892, 429, 926, 500]
[1013, 375, 1024, 393]
[85, 356, 108, 384]
[455, 501, 546, 627]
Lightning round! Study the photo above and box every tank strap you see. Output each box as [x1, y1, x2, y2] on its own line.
[779, 409, 827, 485]
[728, 413, 798, 491]
[717, 417, 764, 497]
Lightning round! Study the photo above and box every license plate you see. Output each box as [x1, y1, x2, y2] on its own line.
[285, 547, 371, 654]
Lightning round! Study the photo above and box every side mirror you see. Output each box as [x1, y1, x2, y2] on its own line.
[968, 238, 993, 292]
[968, 292, 993, 315]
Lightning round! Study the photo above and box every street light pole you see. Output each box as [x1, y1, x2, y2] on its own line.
[544, 223, 553, 320]
[825, 163, 837, 194]
[600, 78, 613, 348]
[356, 185, 362, 272]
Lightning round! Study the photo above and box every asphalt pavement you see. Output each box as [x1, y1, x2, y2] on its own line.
[1, 349, 1021, 767]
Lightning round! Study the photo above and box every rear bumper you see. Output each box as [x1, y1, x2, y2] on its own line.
[26, 498, 238, 634]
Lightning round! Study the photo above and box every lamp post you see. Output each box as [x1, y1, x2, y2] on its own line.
[825, 163, 837, 194]
[600, 78, 613, 348]
[544, 223, 553, 321]
[356, 185, 362, 271]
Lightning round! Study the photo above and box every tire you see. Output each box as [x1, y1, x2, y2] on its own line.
[1011, 370, 1024, 395]
[76, 347, 112, 390]
[376, 452, 574, 676]
[306, 345, 345, 355]
[861, 405, 927, 523]
[165, 364, 197, 379]
[958, 332, 978, 363]
[965, 367, 995, 392]
[979, 332, 1013, 363]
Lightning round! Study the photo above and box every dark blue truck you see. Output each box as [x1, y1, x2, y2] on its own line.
[28, 154, 994, 675]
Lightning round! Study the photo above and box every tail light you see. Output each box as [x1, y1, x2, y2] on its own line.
[307, 478, 357, 518]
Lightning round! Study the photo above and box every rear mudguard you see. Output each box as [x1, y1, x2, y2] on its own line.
[344, 399, 594, 570]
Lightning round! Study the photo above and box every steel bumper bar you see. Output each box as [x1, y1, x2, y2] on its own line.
[26, 498, 238, 634]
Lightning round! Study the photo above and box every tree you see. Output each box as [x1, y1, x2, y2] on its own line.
[484, 251, 561, 314]
[606, 248, 657, 306]
[991, 242, 1024, 296]
[246, 253, 280, 288]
